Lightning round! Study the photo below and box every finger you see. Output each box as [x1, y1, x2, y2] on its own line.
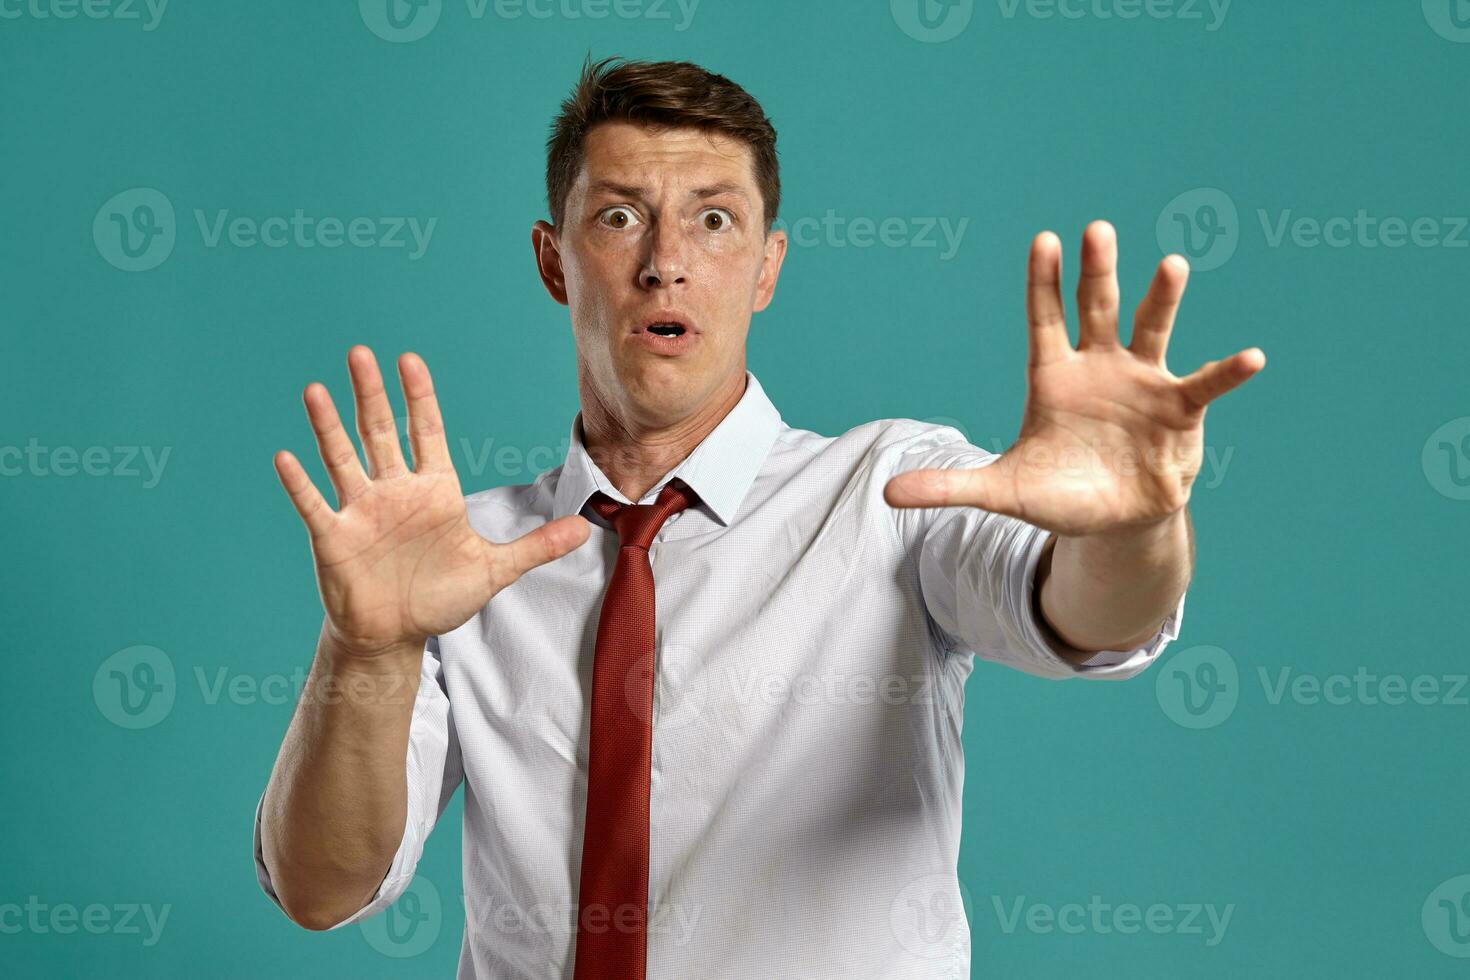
[303, 382, 370, 503]
[1179, 347, 1267, 408]
[1076, 220, 1121, 348]
[1130, 254, 1189, 365]
[1025, 231, 1071, 365]
[488, 515, 592, 589]
[348, 345, 408, 479]
[398, 352, 452, 474]
[883, 464, 1022, 519]
[273, 450, 336, 538]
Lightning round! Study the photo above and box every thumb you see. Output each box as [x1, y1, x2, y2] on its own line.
[489, 514, 592, 588]
[883, 463, 1014, 514]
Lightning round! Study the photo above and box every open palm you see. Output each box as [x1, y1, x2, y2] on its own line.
[885, 222, 1264, 537]
[273, 346, 590, 658]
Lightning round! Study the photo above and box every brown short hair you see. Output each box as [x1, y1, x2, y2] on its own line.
[545, 56, 780, 232]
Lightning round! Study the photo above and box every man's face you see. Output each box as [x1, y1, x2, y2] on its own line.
[533, 121, 786, 429]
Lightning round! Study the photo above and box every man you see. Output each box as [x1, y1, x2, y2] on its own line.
[254, 57, 1263, 979]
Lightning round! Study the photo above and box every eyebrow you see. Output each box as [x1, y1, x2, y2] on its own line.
[586, 180, 750, 203]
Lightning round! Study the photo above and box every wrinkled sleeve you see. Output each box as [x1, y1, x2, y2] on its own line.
[252, 634, 464, 927]
[888, 422, 1185, 681]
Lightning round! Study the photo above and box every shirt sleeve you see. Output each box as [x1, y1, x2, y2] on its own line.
[252, 634, 464, 927]
[887, 421, 1185, 681]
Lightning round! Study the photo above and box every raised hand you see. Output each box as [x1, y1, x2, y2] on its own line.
[884, 221, 1265, 537]
[273, 346, 591, 659]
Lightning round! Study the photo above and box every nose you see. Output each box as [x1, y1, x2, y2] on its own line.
[639, 222, 688, 289]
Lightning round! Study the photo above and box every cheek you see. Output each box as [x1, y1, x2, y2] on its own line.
[564, 242, 632, 308]
[695, 235, 763, 285]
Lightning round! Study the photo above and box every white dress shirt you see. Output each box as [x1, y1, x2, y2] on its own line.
[253, 370, 1184, 979]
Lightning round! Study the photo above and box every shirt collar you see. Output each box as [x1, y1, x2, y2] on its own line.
[551, 370, 783, 527]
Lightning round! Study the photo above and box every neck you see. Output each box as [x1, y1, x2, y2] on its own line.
[577, 367, 747, 503]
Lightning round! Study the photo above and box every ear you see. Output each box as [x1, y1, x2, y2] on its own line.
[752, 227, 787, 313]
[532, 220, 569, 306]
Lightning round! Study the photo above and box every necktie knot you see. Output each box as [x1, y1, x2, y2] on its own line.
[590, 479, 696, 550]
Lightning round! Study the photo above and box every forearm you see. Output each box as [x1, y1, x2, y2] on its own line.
[259, 620, 423, 930]
[1036, 508, 1193, 662]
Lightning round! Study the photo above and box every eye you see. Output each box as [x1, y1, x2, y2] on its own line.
[700, 208, 734, 232]
[599, 207, 640, 230]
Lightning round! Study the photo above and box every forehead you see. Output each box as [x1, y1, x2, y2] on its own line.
[574, 121, 757, 195]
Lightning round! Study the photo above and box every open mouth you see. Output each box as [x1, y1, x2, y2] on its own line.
[633, 313, 697, 353]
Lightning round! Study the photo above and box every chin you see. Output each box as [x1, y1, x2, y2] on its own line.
[622, 362, 704, 412]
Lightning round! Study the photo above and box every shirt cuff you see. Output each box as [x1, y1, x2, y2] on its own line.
[1016, 527, 1186, 679]
[251, 789, 403, 930]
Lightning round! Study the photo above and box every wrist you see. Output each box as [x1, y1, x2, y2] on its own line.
[1071, 507, 1188, 552]
[317, 622, 426, 677]
[1055, 508, 1192, 598]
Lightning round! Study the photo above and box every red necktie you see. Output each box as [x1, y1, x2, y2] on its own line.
[572, 478, 696, 980]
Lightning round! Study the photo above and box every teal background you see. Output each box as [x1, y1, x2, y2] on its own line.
[3, 1, 1468, 976]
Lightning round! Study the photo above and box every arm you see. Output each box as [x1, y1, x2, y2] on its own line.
[259, 627, 421, 930]
[259, 346, 590, 929]
[1035, 508, 1193, 663]
[887, 221, 1263, 671]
